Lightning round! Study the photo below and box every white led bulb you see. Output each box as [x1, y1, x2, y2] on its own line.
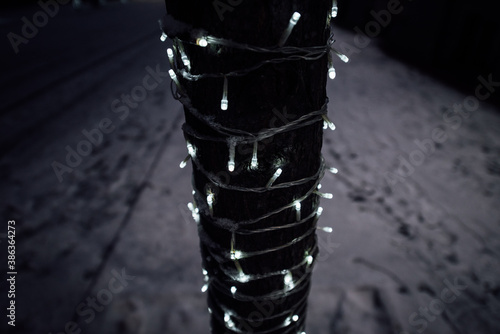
[196, 37, 208, 47]
[294, 200, 301, 221]
[221, 76, 228, 110]
[278, 12, 301, 47]
[266, 168, 282, 188]
[251, 141, 258, 169]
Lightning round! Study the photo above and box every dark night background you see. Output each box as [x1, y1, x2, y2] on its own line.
[0, 0, 499, 333]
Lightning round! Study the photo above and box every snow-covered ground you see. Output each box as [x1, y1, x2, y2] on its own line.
[0, 1, 499, 333]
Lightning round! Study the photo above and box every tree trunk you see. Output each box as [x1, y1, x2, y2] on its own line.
[162, 1, 332, 332]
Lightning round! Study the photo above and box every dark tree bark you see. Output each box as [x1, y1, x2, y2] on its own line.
[163, 1, 332, 333]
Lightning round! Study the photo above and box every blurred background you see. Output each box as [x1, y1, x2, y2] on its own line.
[0, 0, 499, 333]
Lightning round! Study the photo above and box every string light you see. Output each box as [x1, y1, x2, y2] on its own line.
[221, 75, 228, 110]
[329, 167, 338, 174]
[266, 168, 282, 188]
[251, 141, 258, 169]
[279, 12, 301, 47]
[228, 140, 236, 172]
[160, 4, 346, 333]
[160, 32, 168, 42]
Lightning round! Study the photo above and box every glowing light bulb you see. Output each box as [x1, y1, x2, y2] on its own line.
[328, 52, 336, 79]
[284, 271, 295, 290]
[294, 200, 301, 221]
[329, 167, 338, 174]
[283, 316, 292, 327]
[316, 206, 324, 217]
[188, 202, 200, 223]
[279, 12, 301, 47]
[266, 168, 282, 188]
[315, 191, 333, 199]
[224, 313, 235, 329]
[317, 183, 322, 190]
[331, 0, 338, 18]
[181, 53, 191, 70]
[292, 315, 299, 322]
[160, 32, 168, 42]
[322, 115, 336, 131]
[321, 227, 333, 233]
[196, 37, 208, 47]
[230, 250, 242, 260]
[230, 286, 237, 295]
[338, 53, 349, 63]
[236, 272, 250, 283]
[328, 67, 336, 79]
[167, 48, 174, 67]
[207, 191, 214, 216]
[251, 141, 258, 169]
[187, 141, 196, 157]
[179, 155, 190, 168]
[306, 255, 313, 265]
[201, 284, 208, 292]
[228, 141, 235, 172]
[202, 268, 208, 276]
[221, 76, 228, 110]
